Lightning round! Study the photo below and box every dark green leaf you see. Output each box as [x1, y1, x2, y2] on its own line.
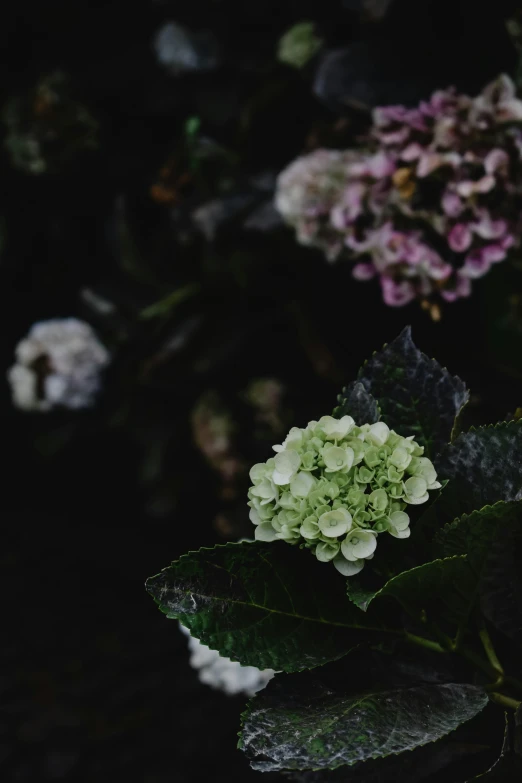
[409, 481, 453, 555]
[434, 501, 522, 572]
[287, 700, 499, 782]
[345, 578, 380, 612]
[436, 421, 522, 516]
[146, 541, 399, 672]
[287, 740, 488, 783]
[357, 327, 469, 459]
[432, 504, 522, 644]
[347, 556, 476, 631]
[480, 513, 522, 646]
[333, 381, 380, 425]
[240, 656, 488, 772]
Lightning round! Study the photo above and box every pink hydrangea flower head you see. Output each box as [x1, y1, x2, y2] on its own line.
[275, 74, 522, 310]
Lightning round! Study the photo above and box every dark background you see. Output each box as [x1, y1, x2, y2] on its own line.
[2, 1, 522, 780]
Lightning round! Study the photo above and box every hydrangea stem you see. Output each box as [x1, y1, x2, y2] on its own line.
[489, 692, 522, 711]
[478, 627, 504, 676]
[404, 632, 447, 654]
[405, 632, 522, 709]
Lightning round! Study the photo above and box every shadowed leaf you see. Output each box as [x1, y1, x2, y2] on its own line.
[146, 541, 399, 672]
[333, 380, 380, 424]
[240, 654, 488, 772]
[358, 327, 468, 459]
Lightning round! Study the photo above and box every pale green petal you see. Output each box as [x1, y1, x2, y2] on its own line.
[389, 511, 410, 531]
[279, 491, 300, 510]
[389, 447, 412, 471]
[318, 508, 352, 538]
[300, 451, 316, 470]
[403, 492, 429, 505]
[300, 515, 321, 540]
[315, 540, 340, 562]
[249, 463, 267, 483]
[276, 524, 301, 542]
[364, 447, 381, 469]
[341, 529, 377, 560]
[318, 414, 355, 440]
[273, 449, 301, 485]
[249, 508, 261, 525]
[355, 466, 374, 484]
[322, 445, 354, 473]
[389, 526, 411, 539]
[333, 553, 365, 576]
[250, 478, 277, 501]
[369, 488, 388, 512]
[290, 471, 317, 498]
[254, 523, 278, 542]
[404, 476, 428, 498]
[367, 422, 390, 446]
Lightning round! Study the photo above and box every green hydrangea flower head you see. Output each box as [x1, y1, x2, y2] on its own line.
[247, 415, 441, 576]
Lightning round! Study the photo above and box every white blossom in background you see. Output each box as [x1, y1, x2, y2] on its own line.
[153, 22, 220, 75]
[7, 318, 110, 412]
[275, 149, 361, 261]
[180, 624, 275, 696]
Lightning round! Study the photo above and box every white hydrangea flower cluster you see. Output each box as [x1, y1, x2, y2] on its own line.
[274, 149, 359, 261]
[248, 416, 441, 576]
[7, 318, 109, 412]
[179, 624, 275, 696]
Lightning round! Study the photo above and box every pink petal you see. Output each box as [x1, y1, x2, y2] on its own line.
[425, 256, 453, 281]
[380, 277, 417, 307]
[484, 148, 509, 175]
[367, 151, 396, 179]
[330, 183, 365, 229]
[475, 175, 496, 193]
[441, 273, 472, 301]
[471, 209, 508, 240]
[501, 234, 515, 250]
[417, 153, 443, 178]
[401, 143, 424, 162]
[352, 262, 376, 281]
[456, 176, 495, 197]
[376, 127, 412, 146]
[441, 191, 464, 218]
[461, 244, 507, 279]
[447, 223, 472, 252]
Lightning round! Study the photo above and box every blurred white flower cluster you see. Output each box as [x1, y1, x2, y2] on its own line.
[153, 21, 220, 75]
[179, 624, 275, 696]
[7, 318, 109, 412]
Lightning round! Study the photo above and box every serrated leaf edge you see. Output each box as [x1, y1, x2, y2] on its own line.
[352, 555, 468, 613]
[357, 327, 469, 454]
[433, 499, 522, 555]
[332, 381, 382, 421]
[146, 540, 401, 670]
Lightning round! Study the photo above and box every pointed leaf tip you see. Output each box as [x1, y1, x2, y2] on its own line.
[357, 329, 469, 459]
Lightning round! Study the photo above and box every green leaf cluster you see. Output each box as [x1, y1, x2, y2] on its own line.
[146, 327, 522, 781]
